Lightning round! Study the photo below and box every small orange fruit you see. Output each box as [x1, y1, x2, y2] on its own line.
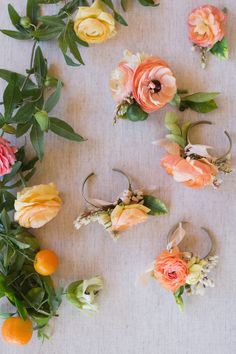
[2, 317, 33, 345]
[34, 249, 59, 276]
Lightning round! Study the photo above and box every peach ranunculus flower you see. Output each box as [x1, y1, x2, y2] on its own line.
[154, 248, 188, 292]
[0, 137, 17, 177]
[110, 204, 150, 232]
[161, 155, 218, 189]
[14, 183, 62, 228]
[132, 57, 177, 113]
[74, 0, 116, 44]
[188, 5, 226, 49]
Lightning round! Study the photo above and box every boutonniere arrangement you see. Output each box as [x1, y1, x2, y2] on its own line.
[188, 4, 228, 68]
[155, 113, 232, 189]
[74, 169, 168, 238]
[110, 50, 220, 123]
[140, 222, 218, 311]
[1, 0, 159, 67]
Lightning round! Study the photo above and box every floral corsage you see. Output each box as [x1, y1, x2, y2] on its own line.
[140, 222, 218, 311]
[74, 169, 168, 238]
[188, 4, 228, 68]
[156, 113, 232, 189]
[110, 50, 220, 123]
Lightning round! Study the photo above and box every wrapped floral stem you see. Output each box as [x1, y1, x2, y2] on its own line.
[74, 169, 168, 238]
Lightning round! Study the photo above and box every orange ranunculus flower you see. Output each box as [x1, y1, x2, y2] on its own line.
[111, 204, 150, 232]
[188, 5, 226, 49]
[14, 183, 62, 228]
[154, 248, 188, 292]
[161, 155, 218, 189]
[132, 57, 177, 113]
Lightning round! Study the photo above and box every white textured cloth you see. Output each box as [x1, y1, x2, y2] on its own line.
[0, 1, 235, 353]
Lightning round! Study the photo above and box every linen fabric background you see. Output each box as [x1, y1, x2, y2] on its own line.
[0, 1, 236, 353]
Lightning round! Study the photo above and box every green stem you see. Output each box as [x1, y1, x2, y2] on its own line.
[21, 40, 38, 91]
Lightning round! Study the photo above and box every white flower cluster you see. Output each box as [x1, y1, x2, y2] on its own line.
[187, 256, 219, 296]
[117, 189, 144, 205]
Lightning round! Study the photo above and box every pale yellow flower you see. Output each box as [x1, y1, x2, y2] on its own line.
[111, 204, 150, 232]
[14, 183, 62, 228]
[74, 0, 116, 44]
[186, 263, 203, 285]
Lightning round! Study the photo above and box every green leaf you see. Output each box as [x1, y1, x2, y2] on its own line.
[26, 287, 45, 307]
[16, 122, 32, 137]
[137, 0, 159, 6]
[12, 102, 36, 123]
[27, 0, 40, 25]
[3, 74, 22, 121]
[174, 286, 184, 297]
[181, 92, 220, 103]
[2, 161, 22, 183]
[10, 237, 31, 250]
[38, 15, 65, 29]
[14, 296, 28, 320]
[44, 81, 62, 113]
[2, 191, 16, 211]
[114, 12, 128, 26]
[0, 69, 36, 90]
[34, 111, 50, 131]
[30, 122, 44, 160]
[184, 100, 218, 114]
[32, 27, 63, 41]
[0, 30, 30, 40]
[1, 209, 11, 233]
[169, 93, 181, 107]
[63, 53, 80, 67]
[165, 111, 179, 125]
[34, 46, 48, 86]
[127, 103, 148, 121]
[210, 38, 229, 60]
[8, 4, 22, 31]
[67, 28, 84, 65]
[181, 121, 191, 141]
[166, 134, 186, 148]
[143, 195, 168, 215]
[50, 117, 85, 142]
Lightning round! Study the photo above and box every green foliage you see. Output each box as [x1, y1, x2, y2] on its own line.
[210, 38, 229, 60]
[174, 286, 184, 312]
[143, 195, 168, 215]
[1, 0, 158, 66]
[171, 91, 219, 114]
[164, 112, 191, 148]
[127, 103, 148, 121]
[0, 43, 85, 160]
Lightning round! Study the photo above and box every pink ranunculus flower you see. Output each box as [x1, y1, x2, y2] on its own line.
[154, 248, 188, 292]
[161, 154, 218, 189]
[188, 5, 226, 49]
[0, 137, 17, 177]
[132, 57, 177, 113]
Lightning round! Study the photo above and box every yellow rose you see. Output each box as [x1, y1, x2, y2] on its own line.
[14, 183, 62, 228]
[74, 0, 116, 44]
[111, 204, 150, 232]
[186, 264, 203, 285]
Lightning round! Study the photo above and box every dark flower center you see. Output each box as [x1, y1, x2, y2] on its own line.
[152, 80, 162, 93]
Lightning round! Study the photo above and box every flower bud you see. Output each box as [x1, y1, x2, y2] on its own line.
[34, 110, 50, 132]
[20, 16, 31, 29]
[44, 76, 58, 88]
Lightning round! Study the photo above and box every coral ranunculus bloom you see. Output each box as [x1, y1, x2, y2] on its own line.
[188, 5, 226, 48]
[110, 62, 134, 102]
[0, 137, 17, 177]
[111, 204, 150, 232]
[132, 58, 177, 113]
[154, 248, 188, 292]
[14, 183, 62, 228]
[161, 155, 218, 188]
